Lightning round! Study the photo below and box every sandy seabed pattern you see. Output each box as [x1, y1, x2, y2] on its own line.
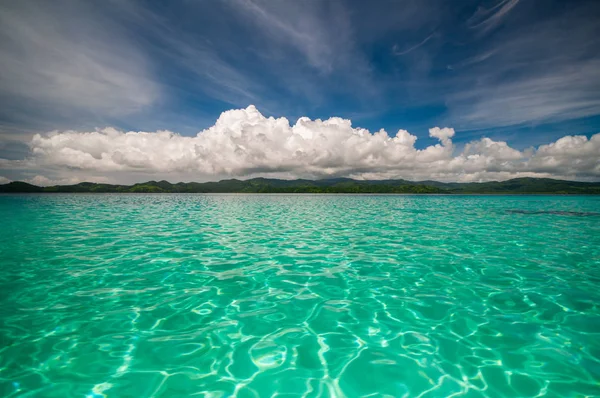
[0, 194, 599, 397]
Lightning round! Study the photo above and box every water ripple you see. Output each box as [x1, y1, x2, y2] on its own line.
[0, 194, 599, 397]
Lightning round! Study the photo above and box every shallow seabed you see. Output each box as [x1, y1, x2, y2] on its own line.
[1, 194, 599, 397]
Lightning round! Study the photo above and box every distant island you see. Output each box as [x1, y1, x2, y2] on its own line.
[2, 177, 600, 194]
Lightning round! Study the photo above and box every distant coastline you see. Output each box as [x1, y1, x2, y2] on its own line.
[2, 177, 600, 194]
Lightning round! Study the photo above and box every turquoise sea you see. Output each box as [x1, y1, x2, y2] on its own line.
[1, 194, 599, 397]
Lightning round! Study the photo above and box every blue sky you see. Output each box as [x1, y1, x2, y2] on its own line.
[0, 0, 599, 184]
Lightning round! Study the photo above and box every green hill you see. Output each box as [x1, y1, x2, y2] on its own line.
[1, 177, 599, 194]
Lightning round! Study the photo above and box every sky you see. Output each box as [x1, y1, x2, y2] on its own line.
[0, 0, 599, 184]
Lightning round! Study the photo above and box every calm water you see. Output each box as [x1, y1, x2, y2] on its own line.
[1, 194, 600, 397]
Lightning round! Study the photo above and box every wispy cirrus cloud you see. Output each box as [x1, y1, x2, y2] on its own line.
[392, 31, 437, 56]
[0, 1, 160, 117]
[231, 0, 355, 74]
[450, 60, 600, 128]
[468, 0, 520, 34]
[227, 0, 379, 101]
[109, 0, 264, 109]
[445, 1, 600, 130]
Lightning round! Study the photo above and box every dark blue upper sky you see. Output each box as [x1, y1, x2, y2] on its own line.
[1, 0, 599, 156]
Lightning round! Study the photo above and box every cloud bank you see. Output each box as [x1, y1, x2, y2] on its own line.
[3, 106, 599, 185]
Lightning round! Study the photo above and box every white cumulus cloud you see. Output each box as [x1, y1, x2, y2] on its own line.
[3, 106, 600, 184]
[24, 175, 110, 187]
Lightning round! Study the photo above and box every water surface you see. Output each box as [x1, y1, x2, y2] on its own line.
[1, 194, 599, 397]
